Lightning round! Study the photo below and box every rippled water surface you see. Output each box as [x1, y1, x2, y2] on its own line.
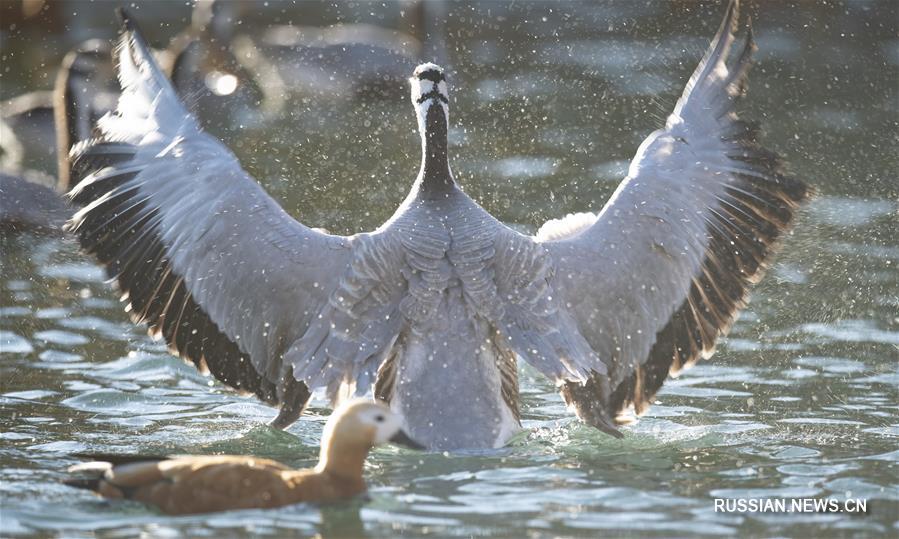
[2, 1, 897, 537]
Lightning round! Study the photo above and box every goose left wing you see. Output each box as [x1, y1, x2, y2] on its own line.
[535, 0, 810, 433]
[66, 10, 357, 427]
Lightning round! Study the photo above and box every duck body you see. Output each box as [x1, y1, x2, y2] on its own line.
[1, 91, 56, 172]
[77, 456, 362, 515]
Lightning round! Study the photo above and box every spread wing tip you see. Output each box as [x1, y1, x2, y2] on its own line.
[114, 7, 157, 74]
[676, 0, 764, 121]
[105, 7, 190, 140]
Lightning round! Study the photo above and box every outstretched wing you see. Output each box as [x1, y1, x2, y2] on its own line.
[66, 10, 354, 427]
[536, 0, 810, 431]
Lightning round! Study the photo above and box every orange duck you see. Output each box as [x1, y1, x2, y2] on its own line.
[65, 399, 421, 515]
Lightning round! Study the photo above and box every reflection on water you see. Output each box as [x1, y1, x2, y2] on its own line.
[2, 0, 898, 536]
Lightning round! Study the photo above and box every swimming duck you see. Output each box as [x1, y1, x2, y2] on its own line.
[67, 1, 809, 450]
[65, 399, 422, 515]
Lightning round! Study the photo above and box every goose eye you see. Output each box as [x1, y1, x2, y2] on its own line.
[374, 414, 385, 423]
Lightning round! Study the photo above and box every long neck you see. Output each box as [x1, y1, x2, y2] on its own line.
[53, 57, 82, 192]
[54, 49, 107, 192]
[418, 101, 453, 195]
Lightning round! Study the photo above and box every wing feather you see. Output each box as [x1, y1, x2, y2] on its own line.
[538, 0, 810, 429]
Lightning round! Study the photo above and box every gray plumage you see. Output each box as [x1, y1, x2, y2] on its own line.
[67, 1, 808, 449]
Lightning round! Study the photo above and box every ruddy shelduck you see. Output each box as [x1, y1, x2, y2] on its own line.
[65, 399, 422, 515]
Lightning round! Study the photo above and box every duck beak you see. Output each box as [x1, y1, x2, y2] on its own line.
[389, 429, 425, 450]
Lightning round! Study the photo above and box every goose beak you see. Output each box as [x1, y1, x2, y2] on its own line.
[389, 429, 425, 450]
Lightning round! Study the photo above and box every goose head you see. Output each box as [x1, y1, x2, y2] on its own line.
[410, 63, 453, 194]
[316, 399, 422, 478]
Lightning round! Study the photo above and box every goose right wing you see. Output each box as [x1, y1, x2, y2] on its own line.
[66, 11, 356, 426]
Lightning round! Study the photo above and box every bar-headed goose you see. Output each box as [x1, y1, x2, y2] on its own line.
[65, 399, 422, 515]
[1, 39, 116, 178]
[165, 0, 272, 128]
[0, 8, 256, 234]
[67, 1, 809, 450]
[1, 2, 263, 179]
[0, 41, 115, 233]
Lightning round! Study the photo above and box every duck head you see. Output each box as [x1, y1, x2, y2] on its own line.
[316, 399, 422, 479]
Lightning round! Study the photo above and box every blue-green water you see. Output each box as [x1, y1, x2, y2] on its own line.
[1, 1, 897, 537]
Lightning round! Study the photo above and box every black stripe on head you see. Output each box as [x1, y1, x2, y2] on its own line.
[416, 90, 448, 105]
[417, 69, 445, 83]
